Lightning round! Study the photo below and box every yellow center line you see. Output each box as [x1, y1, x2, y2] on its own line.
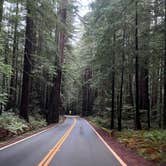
[38, 118, 77, 166]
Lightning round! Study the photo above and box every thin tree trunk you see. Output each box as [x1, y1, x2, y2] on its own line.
[15, 40, 19, 107]
[163, 0, 166, 129]
[157, 61, 162, 128]
[0, 0, 4, 30]
[111, 33, 116, 129]
[129, 74, 134, 106]
[0, 0, 4, 113]
[135, 1, 141, 130]
[118, 30, 125, 131]
[7, 1, 19, 110]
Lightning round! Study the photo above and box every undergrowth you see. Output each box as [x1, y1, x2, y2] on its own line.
[117, 130, 166, 164]
[0, 111, 47, 136]
[88, 116, 166, 165]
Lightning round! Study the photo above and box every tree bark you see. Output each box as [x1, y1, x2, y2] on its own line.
[7, 1, 19, 110]
[47, 0, 67, 124]
[20, 0, 35, 121]
[163, 0, 166, 129]
[82, 68, 93, 116]
[0, 0, 4, 113]
[0, 0, 4, 30]
[118, 30, 125, 131]
[48, 69, 62, 123]
[111, 33, 116, 129]
[135, 1, 142, 130]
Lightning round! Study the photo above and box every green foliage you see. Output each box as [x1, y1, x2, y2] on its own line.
[117, 129, 166, 163]
[0, 112, 28, 134]
[0, 112, 47, 135]
[89, 115, 166, 164]
[0, 61, 12, 77]
[0, 93, 8, 106]
[0, 61, 12, 107]
[70, 0, 166, 130]
[143, 130, 166, 144]
[29, 114, 47, 129]
[88, 116, 110, 128]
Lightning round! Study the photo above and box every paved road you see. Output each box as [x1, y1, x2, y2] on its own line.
[0, 116, 122, 166]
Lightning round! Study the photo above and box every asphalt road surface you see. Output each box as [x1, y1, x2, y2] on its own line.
[0, 116, 123, 166]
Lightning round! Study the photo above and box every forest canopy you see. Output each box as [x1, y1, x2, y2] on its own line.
[0, 0, 166, 131]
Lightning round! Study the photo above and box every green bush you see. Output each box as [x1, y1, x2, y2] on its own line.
[0, 112, 28, 134]
[89, 116, 110, 128]
[29, 115, 47, 129]
[143, 130, 166, 144]
[0, 112, 47, 135]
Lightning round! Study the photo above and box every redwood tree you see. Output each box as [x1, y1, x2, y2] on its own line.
[0, 0, 4, 30]
[135, 0, 141, 130]
[111, 33, 116, 129]
[7, 1, 19, 110]
[163, 0, 166, 129]
[20, 0, 35, 121]
[47, 0, 67, 124]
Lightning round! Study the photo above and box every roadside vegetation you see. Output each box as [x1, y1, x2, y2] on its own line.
[89, 116, 166, 164]
[0, 0, 74, 138]
[0, 0, 166, 164]
[0, 112, 46, 141]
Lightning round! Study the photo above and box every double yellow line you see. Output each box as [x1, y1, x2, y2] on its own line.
[38, 118, 77, 166]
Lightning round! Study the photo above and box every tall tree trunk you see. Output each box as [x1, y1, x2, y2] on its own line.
[0, 0, 4, 113]
[0, 0, 4, 30]
[7, 1, 19, 110]
[139, 1, 151, 129]
[15, 41, 19, 107]
[82, 70, 88, 116]
[139, 66, 150, 129]
[118, 30, 125, 131]
[82, 68, 93, 116]
[163, 0, 166, 129]
[157, 61, 162, 128]
[129, 73, 134, 106]
[135, 1, 142, 130]
[48, 69, 62, 123]
[111, 33, 116, 129]
[146, 68, 150, 129]
[20, 0, 35, 121]
[47, 0, 67, 124]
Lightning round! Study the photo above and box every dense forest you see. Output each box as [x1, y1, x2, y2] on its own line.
[0, 0, 74, 126]
[68, 0, 166, 131]
[64, 0, 166, 131]
[0, 0, 166, 164]
[0, 0, 166, 133]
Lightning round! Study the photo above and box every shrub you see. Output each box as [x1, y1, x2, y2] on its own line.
[0, 112, 47, 136]
[0, 112, 28, 134]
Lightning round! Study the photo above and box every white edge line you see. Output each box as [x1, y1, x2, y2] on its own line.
[86, 120, 127, 166]
[0, 124, 58, 151]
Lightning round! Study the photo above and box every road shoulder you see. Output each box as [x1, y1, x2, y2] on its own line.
[0, 118, 65, 150]
[87, 120, 156, 166]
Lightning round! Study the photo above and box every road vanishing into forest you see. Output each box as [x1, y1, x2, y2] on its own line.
[0, 116, 124, 166]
